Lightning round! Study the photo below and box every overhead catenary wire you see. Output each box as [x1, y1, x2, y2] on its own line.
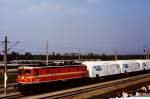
[3, 40, 149, 57]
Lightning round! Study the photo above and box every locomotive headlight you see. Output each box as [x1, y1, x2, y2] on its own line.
[21, 76, 24, 79]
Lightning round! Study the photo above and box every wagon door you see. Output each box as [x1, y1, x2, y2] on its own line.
[132, 62, 141, 72]
[110, 64, 120, 75]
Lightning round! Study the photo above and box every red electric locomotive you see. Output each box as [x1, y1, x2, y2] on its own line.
[16, 64, 88, 93]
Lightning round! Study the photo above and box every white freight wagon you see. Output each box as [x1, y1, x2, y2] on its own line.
[82, 61, 120, 78]
[82, 61, 106, 78]
[117, 60, 133, 73]
[136, 60, 150, 70]
[117, 60, 142, 73]
[106, 61, 121, 75]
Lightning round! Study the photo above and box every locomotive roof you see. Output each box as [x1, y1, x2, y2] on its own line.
[19, 64, 85, 69]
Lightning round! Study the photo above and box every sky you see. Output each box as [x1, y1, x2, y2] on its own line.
[0, 0, 150, 54]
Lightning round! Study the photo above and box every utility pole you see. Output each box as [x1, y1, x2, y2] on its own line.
[114, 49, 118, 61]
[78, 49, 80, 61]
[46, 41, 49, 65]
[4, 36, 8, 96]
[16, 53, 18, 63]
[147, 49, 149, 59]
[1, 36, 19, 96]
[144, 48, 147, 59]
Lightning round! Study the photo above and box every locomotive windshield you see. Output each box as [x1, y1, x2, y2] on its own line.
[18, 69, 31, 75]
[25, 70, 31, 75]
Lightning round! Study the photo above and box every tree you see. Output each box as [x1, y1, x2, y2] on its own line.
[8, 51, 19, 61]
[101, 53, 106, 60]
[24, 52, 33, 60]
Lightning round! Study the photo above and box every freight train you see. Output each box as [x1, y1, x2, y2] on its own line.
[15, 59, 150, 93]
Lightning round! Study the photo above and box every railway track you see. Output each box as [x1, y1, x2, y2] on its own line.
[0, 83, 23, 99]
[0, 83, 17, 88]
[0, 83, 17, 94]
[0, 92, 23, 99]
[0, 87, 16, 93]
[1, 73, 150, 99]
[23, 73, 150, 99]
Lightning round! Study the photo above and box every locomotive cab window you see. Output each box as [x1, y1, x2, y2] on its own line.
[24, 70, 31, 75]
[18, 69, 23, 75]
